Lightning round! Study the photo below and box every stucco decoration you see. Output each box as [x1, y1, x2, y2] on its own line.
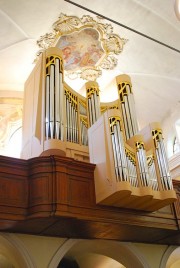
[0, 98, 22, 150]
[37, 13, 127, 81]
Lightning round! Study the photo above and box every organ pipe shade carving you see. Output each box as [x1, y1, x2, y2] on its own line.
[80, 115, 88, 146]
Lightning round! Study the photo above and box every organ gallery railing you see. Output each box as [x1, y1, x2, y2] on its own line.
[21, 47, 177, 211]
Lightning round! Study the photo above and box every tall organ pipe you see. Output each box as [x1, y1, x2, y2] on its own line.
[135, 141, 149, 187]
[116, 75, 139, 140]
[125, 148, 138, 187]
[109, 117, 128, 181]
[147, 155, 159, 190]
[86, 81, 101, 127]
[45, 55, 64, 140]
[65, 90, 78, 143]
[152, 129, 173, 190]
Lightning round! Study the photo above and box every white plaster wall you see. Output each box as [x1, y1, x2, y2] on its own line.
[0, 233, 178, 268]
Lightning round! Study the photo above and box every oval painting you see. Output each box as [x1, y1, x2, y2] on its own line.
[57, 28, 105, 71]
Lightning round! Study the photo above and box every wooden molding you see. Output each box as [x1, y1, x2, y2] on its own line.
[0, 155, 180, 244]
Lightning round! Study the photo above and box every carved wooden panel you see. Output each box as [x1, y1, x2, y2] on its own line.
[0, 155, 180, 244]
[0, 177, 27, 206]
[69, 178, 92, 206]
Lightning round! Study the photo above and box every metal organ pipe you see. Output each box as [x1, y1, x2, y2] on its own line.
[109, 117, 128, 182]
[116, 75, 139, 140]
[80, 116, 88, 146]
[55, 59, 60, 139]
[135, 142, 149, 187]
[86, 81, 101, 127]
[49, 64, 55, 139]
[147, 155, 159, 190]
[125, 148, 138, 187]
[45, 55, 64, 140]
[59, 71, 64, 140]
[45, 75, 50, 138]
[65, 90, 79, 144]
[152, 129, 173, 190]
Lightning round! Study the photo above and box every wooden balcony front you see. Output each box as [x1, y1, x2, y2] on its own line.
[0, 155, 180, 245]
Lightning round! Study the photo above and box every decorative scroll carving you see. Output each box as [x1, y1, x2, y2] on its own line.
[37, 13, 127, 81]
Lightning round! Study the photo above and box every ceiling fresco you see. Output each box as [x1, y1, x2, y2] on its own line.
[37, 13, 127, 81]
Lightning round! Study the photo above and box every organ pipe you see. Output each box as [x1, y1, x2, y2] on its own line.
[147, 155, 159, 190]
[135, 141, 149, 187]
[109, 116, 128, 182]
[80, 116, 88, 146]
[152, 129, 173, 190]
[86, 81, 101, 127]
[45, 55, 64, 140]
[125, 147, 138, 187]
[116, 75, 139, 140]
[65, 89, 79, 143]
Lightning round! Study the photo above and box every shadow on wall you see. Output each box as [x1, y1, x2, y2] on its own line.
[58, 257, 79, 268]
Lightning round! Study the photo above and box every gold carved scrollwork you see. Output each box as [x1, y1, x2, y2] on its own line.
[37, 13, 127, 81]
[100, 105, 118, 114]
[46, 55, 64, 75]
[147, 155, 155, 167]
[86, 87, 100, 99]
[152, 129, 163, 149]
[109, 116, 121, 134]
[135, 141, 145, 151]
[118, 82, 132, 103]
[125, 147, 136, 165]
[65, 89, 78, 110]
[80, 115, 88, 128]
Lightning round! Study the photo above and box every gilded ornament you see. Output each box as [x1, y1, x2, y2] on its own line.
[36, 13, 127, 81]
[100, 55, 118, 70]
[80, 68, 102, 81]
[53, 13, 81, 34]
[37, 32, 57, 49]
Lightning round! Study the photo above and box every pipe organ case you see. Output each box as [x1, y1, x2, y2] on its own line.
[21, 47, 176, 211]
[21, 47, 89, 161]
[88, 112, 177, 211]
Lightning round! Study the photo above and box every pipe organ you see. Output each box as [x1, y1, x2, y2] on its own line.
[21, 47, 176, 211]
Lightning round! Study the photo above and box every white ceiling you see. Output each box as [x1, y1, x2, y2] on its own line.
[0, 0, 180, 129]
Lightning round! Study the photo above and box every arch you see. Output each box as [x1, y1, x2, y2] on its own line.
[48, 239, 150, 268]
[159, 245, 178, 268]
[0, 233, 36, 268]
[48, 239, 79, 268]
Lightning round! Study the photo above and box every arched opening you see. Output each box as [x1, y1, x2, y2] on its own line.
[0, 234, 35, 268]
[166, 247, 180, 268]
[49, 239, 149, 268]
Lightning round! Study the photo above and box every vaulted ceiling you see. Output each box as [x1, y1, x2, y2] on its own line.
[0, 0, 180, 129]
